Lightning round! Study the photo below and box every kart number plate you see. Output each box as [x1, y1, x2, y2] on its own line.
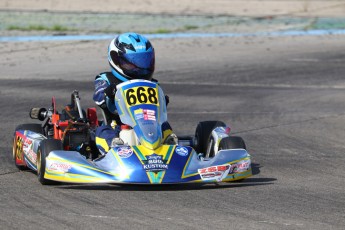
[124, 86, 159, 107]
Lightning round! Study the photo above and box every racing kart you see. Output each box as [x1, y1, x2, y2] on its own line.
[13, 80, 252, 185]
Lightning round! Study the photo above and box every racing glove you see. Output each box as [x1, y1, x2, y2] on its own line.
[104, 84, 116, 101]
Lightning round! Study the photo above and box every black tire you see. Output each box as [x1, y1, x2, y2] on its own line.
[15, 123, 43, 135]
[37, 139, 62, 185]
[195, 121, 226, 154]
[13, 123, 43, 170]
[218, 136, 246, 150]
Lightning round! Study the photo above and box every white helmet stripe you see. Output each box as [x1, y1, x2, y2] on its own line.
[108, 38, 130, 78]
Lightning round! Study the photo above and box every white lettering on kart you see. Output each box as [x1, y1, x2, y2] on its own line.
[47, 162, 72, 173]
[117, 147, 134, 158]
[142, 154, 168, 172]
[198, 164, 231, 182]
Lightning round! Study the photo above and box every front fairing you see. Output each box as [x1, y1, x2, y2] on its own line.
[44, 146, 252, 184]
[115, 80, 167, 150]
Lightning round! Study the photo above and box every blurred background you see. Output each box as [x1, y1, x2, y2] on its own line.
[1, 0, 345, 37]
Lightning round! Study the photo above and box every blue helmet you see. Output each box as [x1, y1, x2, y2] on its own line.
[108, 32, 155, 82]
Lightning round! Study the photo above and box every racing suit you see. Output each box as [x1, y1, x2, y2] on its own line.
[93, 72, 172, 155]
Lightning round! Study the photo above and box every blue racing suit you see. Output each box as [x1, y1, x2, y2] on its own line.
[93, 72, 123, 154]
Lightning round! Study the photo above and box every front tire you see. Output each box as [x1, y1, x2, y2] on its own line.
[195, 121, 226, 156]
[37, 139, 62, 185]
[218, 136, 246, 150]
[13, 123, 43, 170]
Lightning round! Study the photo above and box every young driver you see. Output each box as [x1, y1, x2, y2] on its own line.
[93, 32, 176, 154]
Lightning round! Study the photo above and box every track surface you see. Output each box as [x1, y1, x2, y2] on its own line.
[1, 35, 345, 229]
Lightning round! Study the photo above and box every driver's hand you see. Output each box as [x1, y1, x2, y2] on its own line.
[104, 84, 116, 98]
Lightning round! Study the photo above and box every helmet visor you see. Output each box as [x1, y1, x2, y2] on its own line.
[111, 51, 155, 80]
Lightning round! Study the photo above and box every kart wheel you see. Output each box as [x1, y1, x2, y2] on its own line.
[13, 135, 26, 170]
[195, 121, 226, 155]
[13, 124, 43, 170]
[218, 136, 246, 150]
[14, 123, 43, 134]
[37, 139, 62, 185]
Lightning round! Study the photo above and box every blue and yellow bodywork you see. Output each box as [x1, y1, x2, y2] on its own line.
[44, 145, 251, 184]
[43, 80, 252, 184]
[15, 80, 252, 184]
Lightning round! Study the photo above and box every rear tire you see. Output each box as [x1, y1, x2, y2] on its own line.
[37, 139, 62, 185]
[13, 124, 43, 170]
[218, 136, 246, 150]
[195, 121, 226, 155]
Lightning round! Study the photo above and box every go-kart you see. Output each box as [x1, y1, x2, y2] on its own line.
[13, 80, 252, 185]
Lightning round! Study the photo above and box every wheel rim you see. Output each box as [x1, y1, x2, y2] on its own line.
[37, 150, 41, 173]
[12, 137, 17, 161]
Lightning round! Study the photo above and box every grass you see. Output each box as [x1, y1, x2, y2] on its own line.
[147, 25, 199, 34]
[7, 24, 75, 31]
[152, 28, 172, 34]
[304, 18, 345, 30]
[184, 25, 199, 30]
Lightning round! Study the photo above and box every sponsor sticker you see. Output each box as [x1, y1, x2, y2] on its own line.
[22, 137, 36, 163]
[23, 138, 32, 148]
[47, 162, 72, 173]
[26, 149, 37, 163]
[175, 146, 189, 157]
[134, 109, 156, 121]
[116, 147, 133, 158]
[198, 164, 231, 182]
[229, 160, 250, 173]
[142, 154, 168, 172]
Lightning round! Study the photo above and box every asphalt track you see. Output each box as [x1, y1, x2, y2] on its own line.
[1, 34, 345, 229]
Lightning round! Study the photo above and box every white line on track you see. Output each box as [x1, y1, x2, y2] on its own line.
[289, 58, 320, 62]
[258, 220, 304, 226]
[68, 213, 119, 219]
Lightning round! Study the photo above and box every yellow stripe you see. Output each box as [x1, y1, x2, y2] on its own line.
[95, 136, 110, 152]
[165, 145, 175, 164]
[45, 171, 116, 183]
[47, 156, 121, 177]
[181, 151, 197, 179]
[140, 138, 160, 150]
[133, 145, 174, 158]
[162, 128, 173, 143]
[223, 169, 252, 182]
